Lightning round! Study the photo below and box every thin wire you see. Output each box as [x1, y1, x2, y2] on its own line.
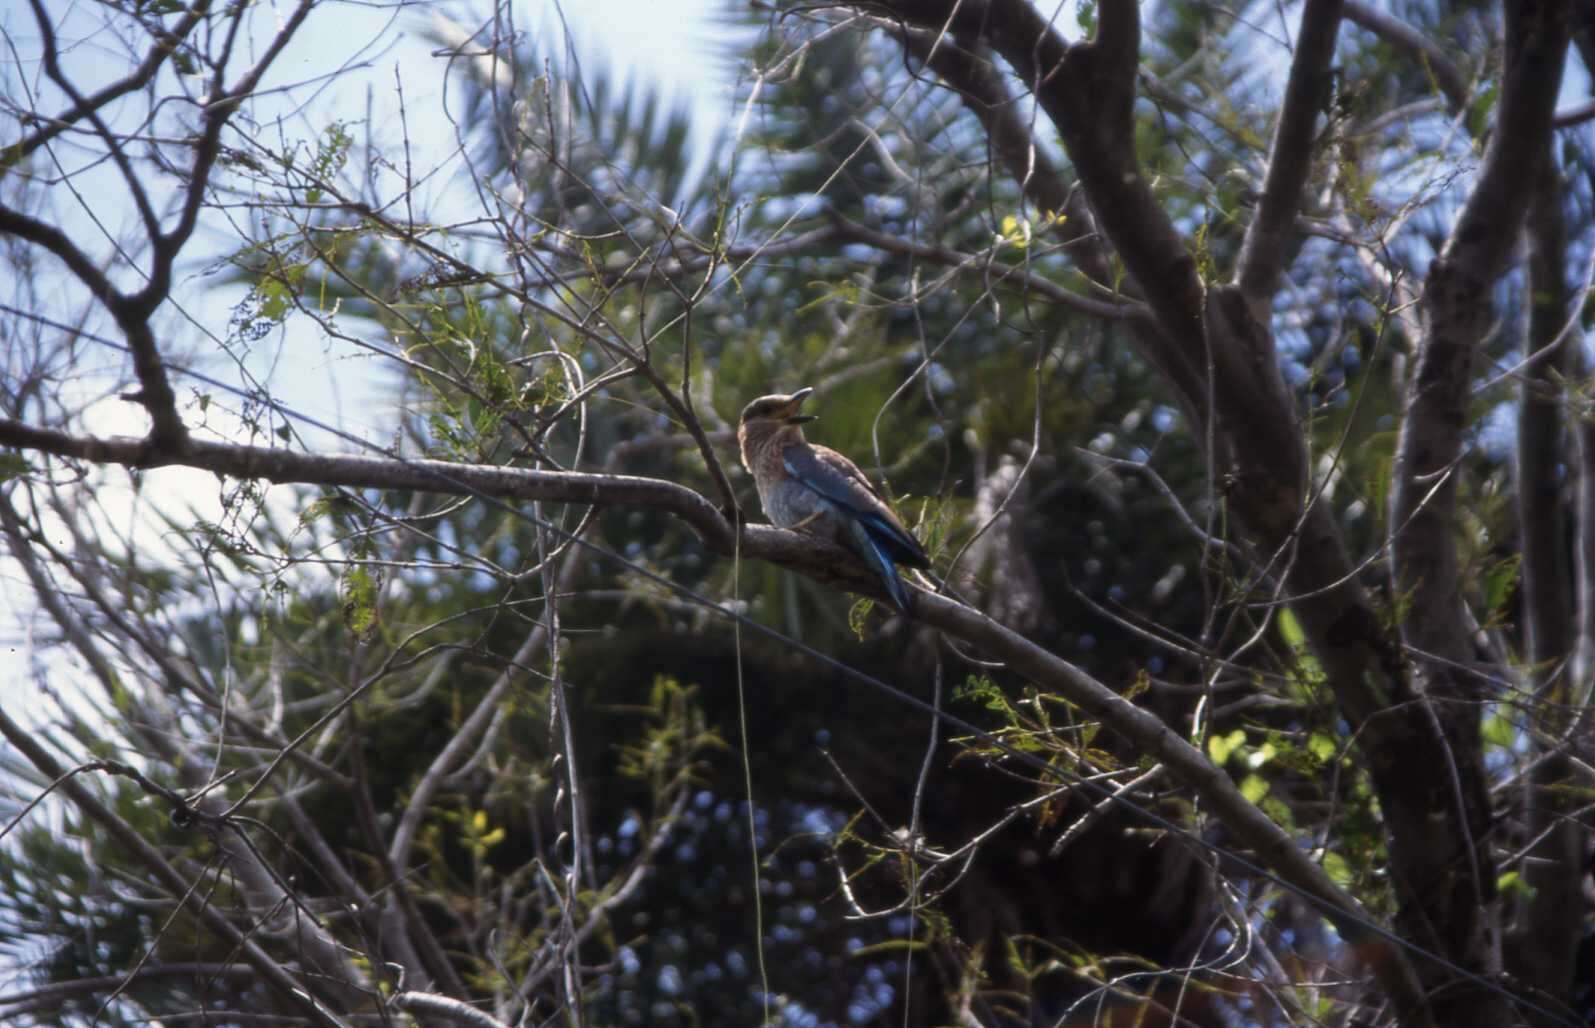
[730, 520, 773, 1022]
[2, 307, 1578, 1026]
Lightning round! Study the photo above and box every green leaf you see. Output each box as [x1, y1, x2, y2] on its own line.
[1481, 710, 1518, 750]
[1278, 608, 1326, 691]
[1482, 554, 1520, 620]
[1277, 608, 1307, 649]
[954, 674, 1010, 716]
[1245, 741, 1277, 769]
[1467, 84, 1500, 139]
[1308, 733, 1337, 763]
[848, 597, 874, 640]
[1207, 728, 1246, 766]
[340, 566, 380, 641]
[1240, 774, 1269, 804]
[1322, 851, 1352, 888]
[0, 452, 30, 482]
[258, 277, 292, 321]
[1076, 0, 1097, 33]
[1496, 870, 1533, 900]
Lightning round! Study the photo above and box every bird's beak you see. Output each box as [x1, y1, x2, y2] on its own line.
[785, 387, 817, 424]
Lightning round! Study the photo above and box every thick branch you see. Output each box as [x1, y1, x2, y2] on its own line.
[1392, 3, 1570, 674]
[0, 415, 1429, 1020]
[392, 991, 511, 1028]
[1385, 2, 1568, 1009]
[1343, 2, 1470, 111]
[889, 8, 1216, 430]
[1509, 145, 1581, 1020]
[881, 0, 1205, 342]
[1236, 0, 1343, 301]
[0, 203, 189, 445]
[911, 589, 1428, 1015]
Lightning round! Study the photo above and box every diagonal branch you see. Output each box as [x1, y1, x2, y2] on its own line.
[0, 414, 1429, 1019]
[1343, 2, 1470, 111]
[2, 4, 208, 171]
[888, 13, 1215, 428]
[0, 202, 187, 446]
[0, 711, 351, 1027]
[27, 0, 162, 239]
[1236, 0, 1343, 301]
[876, 0, 1205, 344]
[830, 212, 1143, 321]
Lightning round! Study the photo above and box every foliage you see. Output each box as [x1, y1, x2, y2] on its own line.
[1, 1, 1594, 1026]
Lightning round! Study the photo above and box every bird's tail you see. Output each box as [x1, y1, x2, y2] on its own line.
[846, 517, 913, 613]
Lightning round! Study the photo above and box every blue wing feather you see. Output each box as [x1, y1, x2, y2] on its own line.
[782, 445, 930, 569]
[780, 442, 927, 612]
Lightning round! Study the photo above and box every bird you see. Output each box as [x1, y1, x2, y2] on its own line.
[738, 387, 931, 613]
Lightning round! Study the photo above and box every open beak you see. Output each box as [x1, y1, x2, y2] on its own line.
[785, 387, 817, 424]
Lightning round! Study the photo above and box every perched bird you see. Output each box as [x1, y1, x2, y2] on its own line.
[738, 388, 930, 612]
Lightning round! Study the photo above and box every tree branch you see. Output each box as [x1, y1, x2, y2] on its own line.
[911, 589, 1428, 1016]
[1236, 0, 1343, 301]
[0, 414, 1430, 1020]
[392, 991, 511, 1028]
[27, 0, 162, 239]
[131, 0, 317, 318]
[0, 199, 189, 451]
[0, 963, 255, 1020]
[1343, 2, 1470, 111]
[2, 3, 208, 172]
[1508, 140, 1582, 1017]
[851, 1, 1559, 1020]
[1391, 2, 1570, 672]
[0, 710, 350, 1027]
[830, 212, 1143, 321]
[888, 9, 1215, 428]
[1385, 1, 1568, 1005]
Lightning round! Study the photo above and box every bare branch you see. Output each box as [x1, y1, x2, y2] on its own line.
[0, 964, 255, 1020]
[132, 0, 318, 317]
[392, 991, 511, 1028]
[1343, 2, 1470, 111]
[1509, 142, 1582, 1010]
[830, 212, 1144, 321]
[0, 414, 1431, 1020]
[0, 709, 351, 1027]
[2, 5, 207, 171]
[26, 0, 162, 240]
[1385, 0, 1568, 995]
[1236, 0, 1343, 301]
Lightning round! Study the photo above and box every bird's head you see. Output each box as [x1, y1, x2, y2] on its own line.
[739, 388, 816, 434]
[738, 388, 816, 463]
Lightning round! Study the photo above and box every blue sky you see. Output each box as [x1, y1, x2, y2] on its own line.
[0, 0, 751, 683]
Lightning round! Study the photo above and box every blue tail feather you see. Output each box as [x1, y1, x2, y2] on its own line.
[858, 511, 930, 568]
[847, 517, 913, 612]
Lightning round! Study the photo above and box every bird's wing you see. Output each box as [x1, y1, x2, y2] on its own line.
[783, 444, 930, 568]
